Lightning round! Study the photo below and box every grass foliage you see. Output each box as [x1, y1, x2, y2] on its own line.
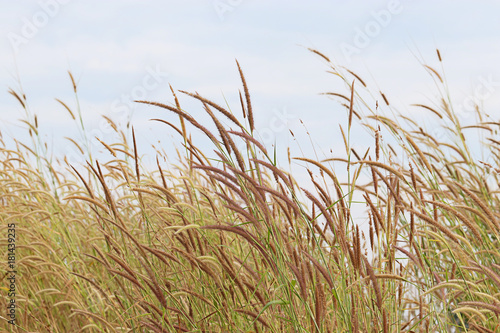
[1, 50, 500, 332]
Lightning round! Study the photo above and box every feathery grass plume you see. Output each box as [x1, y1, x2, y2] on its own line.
[380, 91, 389, 105]
[308, 47, 331, 63]
[179, 90, 243, 129]
[203, 102, 234, 155]
[137, 100, 219, 142]
[302, 187, 338, 243]
[424, 199, 482, 240]
[238, 90, 247, 120]
[235, 309, 270, 329]
[302, 252, 334, 289]
[452, 181, 499, 232]
[295, 157, 340, 186]
[348, 79, 355, 130]
[68, 70, 77, 92]
[230, 131, 269, 156]
[314, 274, 326, 332]
[363, 255, 383, 311]
[468, 323, 496, 333]
[321, 91, 350, 101]
[436, 49, 442, 62]
[168, 84, 186, 131]
[403, 205, 461, 244]
[55, 98, 76, 120]
[8, 87, 26, 108]
[351, 294, 359, 333]
[458, 301, 500, 315]
[345, 68, 367, 87]
[404, 133, 433, 173]
[424, 64, 443, 83]
[369, 214, 375, 251]
[235, 60, 254, 133]
[411, 103, 443, 119]
[201, 225, 276, 272]
[364, 192, 385, 233]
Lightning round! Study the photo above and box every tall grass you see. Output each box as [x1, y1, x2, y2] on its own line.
[1, 50, 499, 332]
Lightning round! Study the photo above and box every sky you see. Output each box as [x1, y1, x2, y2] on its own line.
[1, 1, 500, 177]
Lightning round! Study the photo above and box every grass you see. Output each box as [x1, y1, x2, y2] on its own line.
[1, 49, 500, 332]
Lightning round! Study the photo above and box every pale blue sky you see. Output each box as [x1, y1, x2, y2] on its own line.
[1, 1, 499, 172]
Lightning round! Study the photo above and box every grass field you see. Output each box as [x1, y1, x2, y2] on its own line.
[1, 50, 499, 332]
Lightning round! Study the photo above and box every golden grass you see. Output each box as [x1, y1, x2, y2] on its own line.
[1, 50, 500, 332]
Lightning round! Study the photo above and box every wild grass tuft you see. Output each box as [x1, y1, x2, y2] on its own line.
[1, 51, 500, 332]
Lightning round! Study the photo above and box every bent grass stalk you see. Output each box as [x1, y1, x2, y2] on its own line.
[1, 52, 499, 332]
